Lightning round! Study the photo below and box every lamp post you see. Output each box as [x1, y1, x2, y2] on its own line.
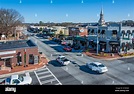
[96, 27, 99, 55]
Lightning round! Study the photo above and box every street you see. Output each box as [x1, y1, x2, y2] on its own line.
[28, 34, 134, 85]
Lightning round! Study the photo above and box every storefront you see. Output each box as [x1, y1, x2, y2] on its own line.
[0, 40, 39, 70]
[109, 41, 119, 53]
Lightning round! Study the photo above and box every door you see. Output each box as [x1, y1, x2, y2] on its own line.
[5, 58, 11, 67]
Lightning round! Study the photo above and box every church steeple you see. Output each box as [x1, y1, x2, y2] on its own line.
[98, 6, 106, 26]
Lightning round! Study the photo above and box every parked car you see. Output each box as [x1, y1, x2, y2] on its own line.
[61, 41, 67, 45]
[86, 62, 108, 73]
[0, 74, 32, 85]
[63, 46, 72, 51]
[56, 55, 70, 65]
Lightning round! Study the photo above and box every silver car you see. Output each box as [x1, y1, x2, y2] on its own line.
[86, 62, 108, 73]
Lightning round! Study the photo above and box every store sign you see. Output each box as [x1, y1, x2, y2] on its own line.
[0, 51, 16, 55]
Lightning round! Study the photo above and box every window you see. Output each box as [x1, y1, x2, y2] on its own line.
[122, 30, 125, 38]
[91, 29, 94, 35]
[12, 79, 20, 85]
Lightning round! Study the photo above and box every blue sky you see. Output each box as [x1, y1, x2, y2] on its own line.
[0, 0, 134, 23]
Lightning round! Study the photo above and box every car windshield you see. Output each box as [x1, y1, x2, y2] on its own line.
[63, 59, 69, 61]
[18, 76, 24, 82]
[61, 57, 66, 60]
[98, 64, 105, 67]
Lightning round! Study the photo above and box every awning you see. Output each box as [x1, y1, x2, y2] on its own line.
[1, 56, 14, 59]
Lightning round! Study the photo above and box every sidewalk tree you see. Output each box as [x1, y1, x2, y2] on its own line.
[0, 8, 24, 38]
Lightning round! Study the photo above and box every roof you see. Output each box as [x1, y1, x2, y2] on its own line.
[91, 62, 102, 65]
[0, 40, 37, 51]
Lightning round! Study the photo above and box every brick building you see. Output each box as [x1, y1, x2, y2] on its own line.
[0, 40, 39, 70]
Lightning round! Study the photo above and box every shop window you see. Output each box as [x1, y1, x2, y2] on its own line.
[122, 43, 125, 51]
[17, 52, 22, 66]
[29, 54, 34, 64]
[122, 30, 125, 38]
[112, 30, 117, 37]
[91, 29, 94, 35]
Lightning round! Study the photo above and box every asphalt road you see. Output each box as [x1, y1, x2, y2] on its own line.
[0, 66, 61, 85]
[28, 35, 134, 85]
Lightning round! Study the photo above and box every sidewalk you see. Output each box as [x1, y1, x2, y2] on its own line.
[83, 50, 122, 60]
[0, 55, 48, 76]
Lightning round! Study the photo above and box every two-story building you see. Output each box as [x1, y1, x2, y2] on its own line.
[87, 8, 134, 54]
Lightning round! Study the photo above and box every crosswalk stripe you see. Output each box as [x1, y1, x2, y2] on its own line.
[36, 68, 47, 72]
[41, 78, 56, 84]
[39, 74, 52, 79]
[37, 71, 50, 75]
[25, 72, 30, 76]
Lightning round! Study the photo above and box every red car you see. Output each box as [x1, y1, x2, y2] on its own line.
[63, 46, 72, 51]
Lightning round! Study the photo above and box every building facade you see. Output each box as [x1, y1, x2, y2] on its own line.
[0, 40, 39, 70]
[87, 8, 134, 54]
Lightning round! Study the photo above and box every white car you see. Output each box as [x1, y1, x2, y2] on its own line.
[86, 62, 108, 73]
[3, 74, 32, 85]
[56, 55, 70, 65]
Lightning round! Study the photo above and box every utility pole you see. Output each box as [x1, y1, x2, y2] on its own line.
[96, 27, 99, 55]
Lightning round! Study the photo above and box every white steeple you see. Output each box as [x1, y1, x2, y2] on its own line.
[98, 6, 106, 26]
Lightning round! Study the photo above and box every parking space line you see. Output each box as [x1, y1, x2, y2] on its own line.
[37, 71, 50, 75]
[46, 67, 62, 85]
[34, 71, 42, 85]
[41, 78, 56, 84]
[39, 74, 53, 79]
[36, 68, 47, 72]
[25, 72, 30, 76]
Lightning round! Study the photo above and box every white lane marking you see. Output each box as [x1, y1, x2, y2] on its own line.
[37, 71, 50, 75]
[81, 81, 83, 84]
[46, 67, 62, 85]
[34, 71, 42, 85]
[39, 74, 52, 79]
[41, 78, 56, 84]
[128, 67, 130, 71]
[112, 80, 114, 84]
[25, 72, 30, 76]
[36, 68, 47, 72]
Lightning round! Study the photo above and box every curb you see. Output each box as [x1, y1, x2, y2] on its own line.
[0, 55, 51, 78]
[0, 65, 46, 78]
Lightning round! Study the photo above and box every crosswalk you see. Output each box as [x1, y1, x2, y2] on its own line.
[34, 67, 62, 85]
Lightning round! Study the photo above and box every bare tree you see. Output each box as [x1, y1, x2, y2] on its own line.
[0, 8, 24, 38]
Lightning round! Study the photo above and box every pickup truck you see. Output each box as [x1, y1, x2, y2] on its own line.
[56, 55, 70, 66]
[0, 74, 32, 85]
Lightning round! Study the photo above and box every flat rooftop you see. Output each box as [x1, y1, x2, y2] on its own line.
[0, 40, 37, 51]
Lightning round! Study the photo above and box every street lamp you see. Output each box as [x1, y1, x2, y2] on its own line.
[96, 27, 99, 55]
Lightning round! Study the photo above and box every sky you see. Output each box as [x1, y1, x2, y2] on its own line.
[0, 0, 134, 23]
